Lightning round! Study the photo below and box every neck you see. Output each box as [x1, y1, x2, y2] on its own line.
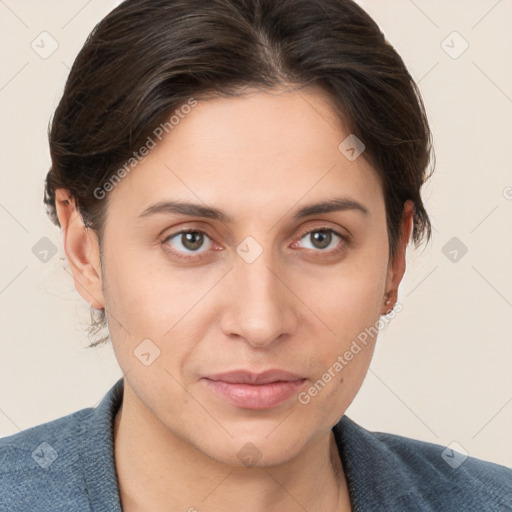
[113, 387, 351, 512]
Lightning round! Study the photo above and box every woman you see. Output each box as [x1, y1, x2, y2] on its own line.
[1, 0, 510, 510]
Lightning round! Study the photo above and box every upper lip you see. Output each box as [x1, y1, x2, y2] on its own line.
[204, 369, 305, 385]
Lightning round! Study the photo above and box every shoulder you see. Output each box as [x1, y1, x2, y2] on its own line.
[0, 407, 94, 512]
[335, 416, 512, 511]
[377, 430, 511, 499]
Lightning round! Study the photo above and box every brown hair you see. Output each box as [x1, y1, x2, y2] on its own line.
[44, 0, 434, 347]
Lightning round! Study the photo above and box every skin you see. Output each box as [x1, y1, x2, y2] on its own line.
[55, 86, 413, 512]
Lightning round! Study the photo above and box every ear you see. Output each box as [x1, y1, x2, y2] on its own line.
[381, 200, 414, 315]
[55, 188, 105, 309]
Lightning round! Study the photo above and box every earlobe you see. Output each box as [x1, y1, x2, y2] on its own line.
[55, 188, 105, 309]
[381, 200, 415, 315]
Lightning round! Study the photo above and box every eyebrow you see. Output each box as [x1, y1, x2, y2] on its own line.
[137, 197, 369, 223]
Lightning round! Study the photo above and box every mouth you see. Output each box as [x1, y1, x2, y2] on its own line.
[201, 369, 307, 410]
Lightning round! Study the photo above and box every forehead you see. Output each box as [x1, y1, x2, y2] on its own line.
[105, 87, 383, 224]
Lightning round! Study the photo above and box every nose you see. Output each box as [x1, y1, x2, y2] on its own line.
[220, 248, 298, 349]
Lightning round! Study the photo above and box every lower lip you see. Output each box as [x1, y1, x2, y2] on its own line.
[201, 378, 306, 410]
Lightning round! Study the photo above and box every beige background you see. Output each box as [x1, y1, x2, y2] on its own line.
[1, 0, 511, 468]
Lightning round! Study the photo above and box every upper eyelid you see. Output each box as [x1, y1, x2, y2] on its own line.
[296, 225, 345, 240]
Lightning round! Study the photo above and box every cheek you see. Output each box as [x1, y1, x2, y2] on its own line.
[295, 246, 388, 407]
[306, 247, 389, 342]
[102, 240, 186, 332]
[101, 242, 215, 373]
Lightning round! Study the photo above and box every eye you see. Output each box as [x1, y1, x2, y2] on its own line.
[163, 229, 213, 258]
[162, 226, 348, 261]
[294, 227, 346, 253]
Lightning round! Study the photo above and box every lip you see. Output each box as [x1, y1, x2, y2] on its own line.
[205, 369, 304, 385]
[201, 369, 306, 409]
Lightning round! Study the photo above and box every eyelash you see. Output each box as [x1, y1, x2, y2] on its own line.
[162, 226, 348, 261]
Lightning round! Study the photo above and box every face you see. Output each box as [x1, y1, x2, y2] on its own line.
[64, 86, 409, 467]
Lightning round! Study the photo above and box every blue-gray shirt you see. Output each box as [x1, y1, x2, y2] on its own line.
[1, 378, 511, 511]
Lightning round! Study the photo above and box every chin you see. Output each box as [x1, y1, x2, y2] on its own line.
[199, 433, 303, 469]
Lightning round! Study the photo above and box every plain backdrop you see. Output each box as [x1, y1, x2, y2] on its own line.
[1, 0, 511, 468]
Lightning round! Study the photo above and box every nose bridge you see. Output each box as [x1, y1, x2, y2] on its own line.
[223, 235, 296, 346]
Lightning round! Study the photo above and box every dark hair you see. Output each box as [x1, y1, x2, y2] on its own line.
[44, 0, 434, 347]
